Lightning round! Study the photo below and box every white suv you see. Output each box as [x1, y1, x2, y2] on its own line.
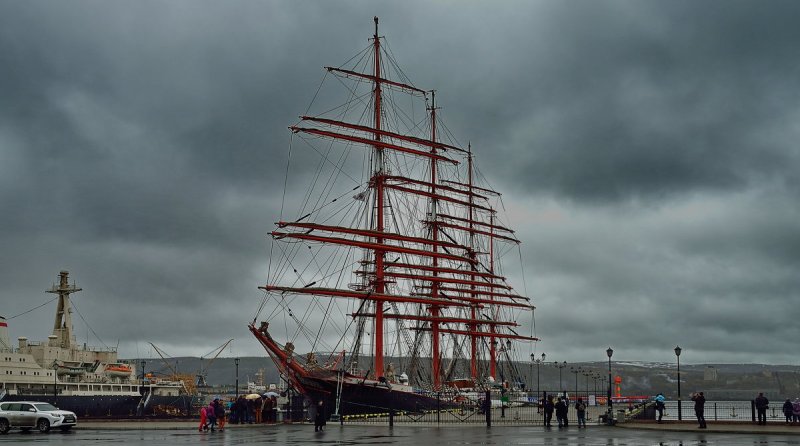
[0, 401, 77, 433]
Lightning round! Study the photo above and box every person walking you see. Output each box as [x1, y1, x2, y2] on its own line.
[562, 394, 570, 427]
[314, 400, 326, 432]
[575, 398, 587, 428]
[198, 405, 208, 432]
[692, 392, 706, 429]
[755, 393, 769, 425]
[214, 398, 226, 432]
[543, 395, 554, 427]
[655, 393, 666, 423]
[206, 401, 218, 432]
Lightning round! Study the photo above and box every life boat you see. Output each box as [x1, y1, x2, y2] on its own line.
[105, 364, 133, 377]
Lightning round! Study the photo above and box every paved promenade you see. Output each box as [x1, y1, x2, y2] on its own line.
[619, 420, 800, 435]
[3, 421, 799, 445]
[73, 419, 800, 435]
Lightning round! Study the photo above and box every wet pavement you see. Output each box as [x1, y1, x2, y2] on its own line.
[2, 423, 800, 445]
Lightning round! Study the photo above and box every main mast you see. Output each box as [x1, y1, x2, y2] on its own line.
[372, 16, 386, 380]
[47, 270, 82, 349]
[428, 91, 441, 390]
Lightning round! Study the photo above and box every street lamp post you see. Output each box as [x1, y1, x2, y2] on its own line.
[675, 345, 682, 421]
[583, 371, 590, 402]
[555, 361, 567, 396]
[537, 353, 545, 400]
[570, 367, 580, 401]
[606, 347, 614, 424]
[235, 358, 240, 401]
[52, 363, 58, 404]
[529, 353, 534, 395]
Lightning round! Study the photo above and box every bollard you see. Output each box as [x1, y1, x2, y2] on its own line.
[751, 400, 756, 423]
[389, 409, 394, 427]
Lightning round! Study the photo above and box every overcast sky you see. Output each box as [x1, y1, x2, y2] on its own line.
[2, 1, 799, 366]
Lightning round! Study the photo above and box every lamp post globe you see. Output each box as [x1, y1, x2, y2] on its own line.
[674, 345, 682, 421]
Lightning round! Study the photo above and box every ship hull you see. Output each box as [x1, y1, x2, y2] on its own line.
[0, 393, 199, 418]
[294, 373, 457, 416]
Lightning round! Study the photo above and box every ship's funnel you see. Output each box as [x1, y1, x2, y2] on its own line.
[0, 316, 9, 350]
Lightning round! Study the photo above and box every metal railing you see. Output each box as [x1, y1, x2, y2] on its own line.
[338, 391, 605, 426]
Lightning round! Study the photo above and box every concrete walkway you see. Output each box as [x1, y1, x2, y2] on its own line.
[619, 420, 800, 435]
[75, 419, 800, 436]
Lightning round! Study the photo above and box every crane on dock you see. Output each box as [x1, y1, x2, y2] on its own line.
[196, 339, 234, 387]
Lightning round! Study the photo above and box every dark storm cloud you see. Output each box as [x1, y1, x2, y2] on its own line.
[484, 1, 800, 202]
[1, 1, 798, 364]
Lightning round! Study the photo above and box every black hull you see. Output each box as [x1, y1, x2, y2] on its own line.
[295, 374, 456, 416]
[0, 394, 199, 418]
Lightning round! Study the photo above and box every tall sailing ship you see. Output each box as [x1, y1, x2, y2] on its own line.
[0, 271, 198, 417]
[250, 18, 537, 416]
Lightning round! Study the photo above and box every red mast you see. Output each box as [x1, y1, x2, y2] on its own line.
[468, 147, 479, 380]
[489, 212, 497, 379]
[372, 16, 386, 380]
[429, 91, 441, 390]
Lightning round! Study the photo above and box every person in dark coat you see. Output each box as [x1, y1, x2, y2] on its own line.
[555, 397, 567, 428]
[236, 396, 246, 424]
[314, 400, 326, 432]
[543, 395, 554, 427]
[246, 397, 255, 424]
[783, 399, 793, 424]
[692, 391, 707, 428]
[214, 398, 226, 431]
[755, 393, 769, 425]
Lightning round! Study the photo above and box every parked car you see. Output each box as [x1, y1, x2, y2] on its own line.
[0, 401, 77, 433]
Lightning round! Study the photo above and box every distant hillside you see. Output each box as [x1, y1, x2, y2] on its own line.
[124, 356, 800, 401]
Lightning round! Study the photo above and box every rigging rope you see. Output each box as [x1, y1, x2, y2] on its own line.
[70, 299, 111, 350]
[7, 297, 57, 320]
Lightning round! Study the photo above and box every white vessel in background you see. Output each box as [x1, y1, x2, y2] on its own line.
[0, 271, 198, 417]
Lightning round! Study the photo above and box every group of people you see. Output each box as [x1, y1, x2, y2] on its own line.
[655, 391, 707, 428]
[656, 391, 800, 428]
[540, 393, 588, 428]
[198, 398, 227, 432]
[759, 393, 800, 425]
[198, 394, 281, 432]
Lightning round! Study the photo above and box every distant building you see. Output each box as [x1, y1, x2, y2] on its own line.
[704, 366, 718, 381]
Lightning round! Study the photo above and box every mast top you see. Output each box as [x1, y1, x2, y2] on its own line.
[374, 16, 379, 37]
